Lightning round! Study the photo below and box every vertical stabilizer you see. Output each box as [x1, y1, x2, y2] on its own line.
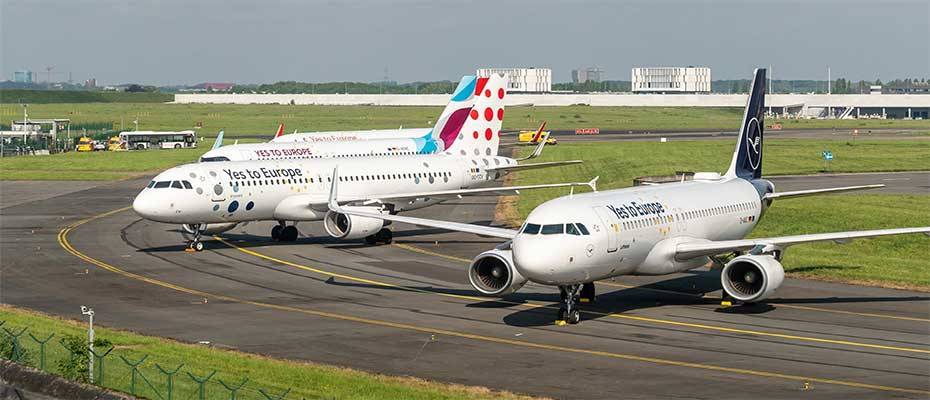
[445, 74, 506, 157]
[724, 68, 766, 180]
[424, 76, 477, 152]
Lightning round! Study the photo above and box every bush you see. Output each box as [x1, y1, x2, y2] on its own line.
[57, 334, 112, 383]
[0, 332, 33, 364]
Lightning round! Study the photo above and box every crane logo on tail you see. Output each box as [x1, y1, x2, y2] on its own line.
[745, 117, 762, 170]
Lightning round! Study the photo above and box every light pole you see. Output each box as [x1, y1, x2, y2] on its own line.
[81, 306, 95, 383]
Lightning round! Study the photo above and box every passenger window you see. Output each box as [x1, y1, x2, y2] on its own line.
[522, 223, 541, 235]
[147, 181, 156, 188]
[182, 181, 193, 189]
[154, 181, 171, 189]
[541, 224, 564, 235]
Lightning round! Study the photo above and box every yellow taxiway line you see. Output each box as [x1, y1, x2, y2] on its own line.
[218, 239, 930, 355]
[55, 208, 930, 396]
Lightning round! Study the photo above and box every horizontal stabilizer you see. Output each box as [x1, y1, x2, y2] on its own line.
[764, 184, 884, 200]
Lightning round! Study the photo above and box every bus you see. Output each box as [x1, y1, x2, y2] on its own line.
[119, 130, 197, 150]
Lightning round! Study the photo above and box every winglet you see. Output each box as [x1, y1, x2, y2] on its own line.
[327, 167, 341, 212]
[588, 176, 599, 192]
[517, 122, 549, 161]
[273, 123, 285, 140]
[211, 130, 224, 150]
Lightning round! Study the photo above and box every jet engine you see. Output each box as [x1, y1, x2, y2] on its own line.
[182, 223, 238, 235]
[323, 207, 385, 239]
[468, 248, 527, 296]
[721, 254, 784, 302]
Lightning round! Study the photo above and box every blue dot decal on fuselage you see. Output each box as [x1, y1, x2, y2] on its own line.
[246, 201, 254, 211]
[228, 200, 239, 213]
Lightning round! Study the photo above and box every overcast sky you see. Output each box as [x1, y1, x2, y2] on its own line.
[2, 0, 928, 85]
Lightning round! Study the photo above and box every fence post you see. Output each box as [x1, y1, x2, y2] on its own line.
[27, 333, 54, 370]
[185, 370, 216, 400]
[87, 347, 113, 385]
[119, 354, 149, 396]
[218, 377, 248, 400]
[154, 363, 184, 400]
[2, 326, 29, 363]
[258, 387, 291, 400]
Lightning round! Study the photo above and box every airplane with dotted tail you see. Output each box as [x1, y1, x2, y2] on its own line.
[133, 73, 592, 251]
[328, 68, 930, 324]
[201, 76, 479, 162]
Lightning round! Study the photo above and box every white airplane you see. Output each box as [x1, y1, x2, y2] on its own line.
[200, 76, 479, 162]
[133, 74, 592, 251]
[330, 68, 930, 325]
[270, 76, 477, 144]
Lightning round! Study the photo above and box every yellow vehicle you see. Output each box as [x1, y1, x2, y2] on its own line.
[107, 136, 125, 151]
[518, 130, 557, 145]
[75, 136, 94, 152]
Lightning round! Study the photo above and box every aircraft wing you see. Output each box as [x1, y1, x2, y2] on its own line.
[336, 176, 597, 205]
[211, 130, 224, 150]
[326, 172, 518, 239]
[674, 227, 930, 260]
[488, 160, 584, 172]
[763, 184, 884, 200]
[516, 122, 548, 161]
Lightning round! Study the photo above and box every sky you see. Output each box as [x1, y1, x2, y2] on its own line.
[2, 0, 928, 85]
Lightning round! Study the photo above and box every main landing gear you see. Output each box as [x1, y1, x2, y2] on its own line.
[271, 221, 299, 242]
[364, 228, 393, 245]
[556, 282, 595, 325]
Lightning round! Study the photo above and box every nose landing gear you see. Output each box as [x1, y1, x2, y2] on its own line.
[556, 282, 595, 325]
[186, 225, 205, 252]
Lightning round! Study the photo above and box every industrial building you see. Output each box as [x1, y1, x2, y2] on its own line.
[572, 67, 604, 84]
[13, 70, 33, 83]
[477, 68, 551, 92]
[632, 67, 711, 93]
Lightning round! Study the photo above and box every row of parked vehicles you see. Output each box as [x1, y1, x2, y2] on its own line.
[75, 130, 198, 152]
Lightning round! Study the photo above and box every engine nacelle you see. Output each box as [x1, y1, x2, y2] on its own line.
[182, 222, 238, 235]
[323, 207, 385, 239]
[721, 255, 785, 303]
[468, 248, 527, 296]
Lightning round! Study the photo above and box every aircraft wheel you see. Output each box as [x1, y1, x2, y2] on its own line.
[567, 309, 581, 324]
[364, 235, 378, 245]
[271, 225, 283, 240]
[377, 228, 393, 244]
[193, 241, 204, 252]
[282, 226, 299, 242]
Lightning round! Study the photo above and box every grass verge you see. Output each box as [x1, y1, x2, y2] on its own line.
[2, 102, 927, 137]
[0, 304, 535, 400]
[0, 148, 209, 180]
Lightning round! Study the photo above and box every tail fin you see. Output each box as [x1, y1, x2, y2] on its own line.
[211, 130, 224, 150]
[724, 68, 766, 180]
[445, 74, 506, 157]
[423, 76, 477, 152]
[273, 123, 284, 140]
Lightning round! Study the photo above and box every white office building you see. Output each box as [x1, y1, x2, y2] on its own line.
[477, 67, 552, 93]
[632, 67, 711, 93]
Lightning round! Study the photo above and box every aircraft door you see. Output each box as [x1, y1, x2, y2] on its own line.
[592, 206, 618, 253]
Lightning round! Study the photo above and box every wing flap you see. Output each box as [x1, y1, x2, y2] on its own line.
[764, 184, 884, 200]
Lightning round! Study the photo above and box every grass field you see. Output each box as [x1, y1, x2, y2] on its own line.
[2, 102, 927, 137]
[0, 305, 532, 400]
[0, 148, 209, 180]
[0, 89, 172, 104]
[510, 139, 930, 289]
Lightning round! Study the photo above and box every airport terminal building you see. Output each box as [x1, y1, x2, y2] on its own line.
[632, 67, 711, 93]
[477, 67, 552, 93]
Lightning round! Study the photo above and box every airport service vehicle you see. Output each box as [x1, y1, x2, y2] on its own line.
[518, 124, 556, 145]
[133, 74, 589, 251]
[75, 137, 94, 152]
[272, 76, 476, 144]
[106, 136, 125, 151]
[120, 130, 197, 150]
[200, 76, 478, 162]
[332, 69, 930, 324]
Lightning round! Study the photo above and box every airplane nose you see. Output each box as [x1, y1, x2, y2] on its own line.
[512, 236, 557, 284]
[132, 191, 161, 220]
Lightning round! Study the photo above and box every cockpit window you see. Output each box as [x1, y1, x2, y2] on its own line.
[182, 180, 193, 189]
[200, 156, 230, 162]
[153, 181, 171, 188]
[541, 224, 564, 235]
[575, 223, 590, 235]
[147, 181, 156, 188]
[171, 181, 184, 189]
[522, 223, 541, 235]
[566, 224, 580, 235]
